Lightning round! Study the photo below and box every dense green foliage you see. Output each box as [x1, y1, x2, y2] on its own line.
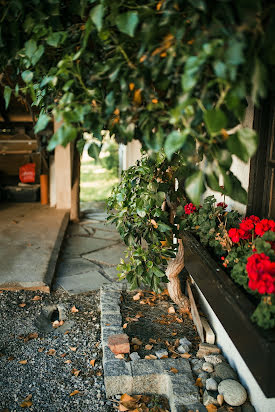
[1, 0, 274, 202]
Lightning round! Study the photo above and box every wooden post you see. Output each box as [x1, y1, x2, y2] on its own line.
[54, 119, 72, 210]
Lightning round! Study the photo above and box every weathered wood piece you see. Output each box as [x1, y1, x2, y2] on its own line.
[186, 279, 204, 342]
[201, 317, 215, 344]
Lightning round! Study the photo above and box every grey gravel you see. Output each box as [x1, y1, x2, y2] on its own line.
[155, 349, 169, 359]
[177, 344, 190, 354]
[179, 337, 192, 347]
[206, 378, 218, 391]
[202, 362, 214, 373]
[0, 289, 115, 412]
[129, 352, 140, 361]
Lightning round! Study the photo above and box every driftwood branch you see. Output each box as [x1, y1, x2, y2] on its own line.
[166, 238, 190, 314]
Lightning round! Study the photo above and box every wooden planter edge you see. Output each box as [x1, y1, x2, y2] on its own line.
[182, 232, 275, 398]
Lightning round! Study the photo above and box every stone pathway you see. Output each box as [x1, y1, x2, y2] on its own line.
[53, 207, 127, 294]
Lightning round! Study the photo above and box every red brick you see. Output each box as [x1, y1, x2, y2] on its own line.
[108, 333, 130, 355]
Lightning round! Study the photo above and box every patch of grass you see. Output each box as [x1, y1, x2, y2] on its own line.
[80, 161, 119, 202]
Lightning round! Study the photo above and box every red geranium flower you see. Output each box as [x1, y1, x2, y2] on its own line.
[184, 203, 197, 215]
[246, 253, 275, 295]
[217, 202, 227, 209]
[228, 228, 240, 243]
[255, 219, 275, 237]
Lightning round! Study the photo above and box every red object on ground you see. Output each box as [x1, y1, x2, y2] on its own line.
[107, 333, 130, 354]
[19, 163, 36, 183]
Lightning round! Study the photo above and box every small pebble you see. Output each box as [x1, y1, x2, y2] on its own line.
[218, 379, 247, 406]
[206, 377, 218, 391]
[179, 337, 192, 347]
[155, 349, 168, 359]
[130, 352, 140, 361]
[202, 362, 214, 373]
[204, 354, 224, 365]
[177, 344, 190, 354]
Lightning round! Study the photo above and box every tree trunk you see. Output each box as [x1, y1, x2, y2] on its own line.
[166, 238, 190, 314]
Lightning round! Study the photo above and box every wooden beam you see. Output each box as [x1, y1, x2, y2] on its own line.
[54, 120, 72, 210]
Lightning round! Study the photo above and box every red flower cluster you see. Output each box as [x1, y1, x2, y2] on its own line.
[217, 202, 227, 209]
[255, 219, 275, 237]
[228, 216, 260, 243]
[184, 203, 197, 215]
[246, 253, 275, 294]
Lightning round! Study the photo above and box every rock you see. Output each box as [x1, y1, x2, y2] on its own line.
[203, 390, 219, 406]
[204, 354, 225, 365]
[206, 378, 218, 391]
[190, 358, 204, 375]
[197, 343, 221, 358]
[182, 404, 207, 412]
[217, 394, 224, 406]
[241, 401, 256, 412]
[218, 379, 247, 406]
[179, 337, 192, 347]
[202, 362, 214, 373]
[155, 349, 168, 359]
[107, 333, 130, 355]
[129, 352, 140, 361]
[198, 372, 209, 387]
[177, 344, 190, 354]
[214, 362, 237, 381]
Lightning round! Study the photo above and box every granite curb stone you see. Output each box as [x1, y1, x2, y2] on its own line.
[100, 285, 201, 412]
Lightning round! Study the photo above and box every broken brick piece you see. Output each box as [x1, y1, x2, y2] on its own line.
[108, 333, 130, 355]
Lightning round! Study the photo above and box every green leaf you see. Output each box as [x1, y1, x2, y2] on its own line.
[47, 124, 77, 151]
[251, 58, 267, 105]
[47, 31, 67, 47]
[225, 38, 244, 66]
[34, 113, 50, 133]
[185, 170, 204, 205]
[219, 167, 247, 204]
[25, 39, 37, 59]
[21, 70, 33, 83]
[212, 146, 232, 169]
[116, 12, 139, 37]
[164, 129, 190, 160]
[4, 85, 12, 109]
[181, 72, 197, 92]
[203, 109, 227, 134]
[187, 0, 206, 11]
[88, 142, 101, 160]
[227, 128, 258, 163]
[31, 44, 44, 65]
[152, 266, 166, 278]
[76, 139, 86, 155]
[157, 223, 171, 232]
[206, 171, 220, 192]
[90, 4, 104, 31]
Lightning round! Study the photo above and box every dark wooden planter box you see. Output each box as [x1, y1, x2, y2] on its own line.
[182, 232, 275, 398]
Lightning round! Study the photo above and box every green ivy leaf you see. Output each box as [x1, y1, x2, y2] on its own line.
[203, 109, 227, 134]
[76, 138, 86, 155]
[251, 58, 267, 105]
[34, 113, 50, 134]
[225, 38, 245, 66]
[47, 31, 67, 47]
[21, 70, 33, 83]
[227, 128, 258, 163]
[164, 129, 190, 160]
[47, 124, 77, 151]
[4, 85, 12, 109]
[90, 4, 104, 31]
[31, 44, 44, 65]
[88, 142, 101, 160]
[25, 39, 37, 58]
[152, 266, 166, 278]
[116, 12, 139, 37]
[185, 170, 204, 205]
[187, 0, 206, 11]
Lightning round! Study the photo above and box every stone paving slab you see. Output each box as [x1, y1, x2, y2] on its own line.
[56, 258, 101, 278]
[93, 229, 121, 241]
[81, 221, 117, 232]
[62, 236, 117, 258]
[0, 203, 69, 292]
[67, 223, 90, 237]
[100, 285, 200, 412]
[56, 270, 110, 294]
[83, 243, 127, 267]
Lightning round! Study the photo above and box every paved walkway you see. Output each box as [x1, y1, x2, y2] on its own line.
[0, 203, 69, 292]
[53, 206, 127, 294]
